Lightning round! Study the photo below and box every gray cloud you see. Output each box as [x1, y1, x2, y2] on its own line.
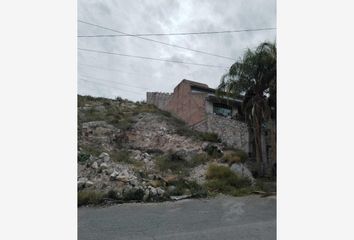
[78, 0, 276, 101]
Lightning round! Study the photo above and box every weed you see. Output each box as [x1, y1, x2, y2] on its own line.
[198, 132, 220, 142]
[78, 153, 90, 163]
[222, 148, 248, 164]
[122, 188, 144, 201]
[167, 179, 207, 198]
[205, 165, 252, 196]
[204, 145, 223, 158]
[78, 191, 105, 206]
[190, 153, 210, 167]
[111, 150, 132, 163]
[156, 153, 188, 174]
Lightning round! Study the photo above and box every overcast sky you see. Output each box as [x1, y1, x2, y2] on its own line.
[78, 0, 276, 101]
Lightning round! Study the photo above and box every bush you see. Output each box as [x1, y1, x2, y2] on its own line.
[204, 145, 223, 158]
[106, 190, 119, 200]
[222, 149, 248, 165]
[156, 151, 209, 174]
[111, 150, 132, 163]
[78, 153, 90, 163]
[198, 132, 220, 143]
[122, 188, 144, 201]
[190, 153, 210, 167]
[175, 125, 196, 138]
[78, 191, 105, 206]
[167, 179, 207, 198]
[156, 153, 187, 174]
[205, 165, 252, 196]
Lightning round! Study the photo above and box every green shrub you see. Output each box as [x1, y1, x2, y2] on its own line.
[190, 153, 210, 167]
[198, 132, 220, 142]
[122, 188, 144, 201]
[78, 153, 90, 163]
[106, 190, 120, 200]
[167, 179, 207, 198]
[156, 153, 187, 174]
[111, 150, 132, 163]
[204, 145, 223, 158]
[175, 125, 196, 138]
[114, 118, 133, 130]
[205, 165, 252, 196]
[78, 191, 105, 206]
[81, 145, 103, 157]
[223, 149, 248, 164]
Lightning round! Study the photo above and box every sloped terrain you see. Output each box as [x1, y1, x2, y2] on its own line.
[77, 95, 266, 206]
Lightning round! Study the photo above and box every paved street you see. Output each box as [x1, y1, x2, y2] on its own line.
[78, 195, 276, 240]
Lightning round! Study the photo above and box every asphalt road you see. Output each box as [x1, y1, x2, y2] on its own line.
[78, 195, 276, 240]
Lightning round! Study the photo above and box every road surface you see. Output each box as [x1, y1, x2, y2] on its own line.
[78, 195, 276, 240]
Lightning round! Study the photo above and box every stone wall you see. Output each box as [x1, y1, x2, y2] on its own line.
[193, 114, 249, 153]
[146, 92, 171, 111]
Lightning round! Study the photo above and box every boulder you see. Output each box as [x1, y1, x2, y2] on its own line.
[99, 152, 110, 162]
[85, 181, 94, 187]
[167, 185, 176, 193]
[156, 187, 165, 196]
[100, 162, 108, 169]
[91, 161, 98, 169]
[110, 170, 119, 180]
[77, 177, 88, 190]
[230, 163, 255, 183]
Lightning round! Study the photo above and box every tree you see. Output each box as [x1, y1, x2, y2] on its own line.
[217, 41, 276, 177]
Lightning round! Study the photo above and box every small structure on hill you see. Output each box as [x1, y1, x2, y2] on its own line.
[147, 79, 250, 153]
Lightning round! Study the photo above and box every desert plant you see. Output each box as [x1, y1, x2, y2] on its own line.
[198, 132, 220, 142]
[111, 150, 132, 163]
[222, 149, 248, 165]
[204, 145, 223, 158]
[205, 165, 252, 196]
[78, 153, 90, 163]
[190, 153, 210, 167]
[78, 191, 105, 206]
[156, 153, 188, 174]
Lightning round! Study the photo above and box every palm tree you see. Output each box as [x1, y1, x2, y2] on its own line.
[218, 42, 276, 177]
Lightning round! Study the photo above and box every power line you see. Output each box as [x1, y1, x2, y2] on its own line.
[79, 78, 145, 95]
[79, 74, 150, 90]
[78, 48, 229, 69]
[79, 63, 150, 77]
[78, 27, 276, 37]
[78, 20, 236, 61]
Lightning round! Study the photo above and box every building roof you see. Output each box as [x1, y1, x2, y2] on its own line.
[177, 79, 244, 104]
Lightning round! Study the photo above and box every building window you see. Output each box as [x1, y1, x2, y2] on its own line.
[213, 103, 232, 117]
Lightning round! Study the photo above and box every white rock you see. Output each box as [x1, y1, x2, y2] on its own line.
[170, 195, 191, 201]
[110, 170, 119, 180]
[91, 161, 98, 169]
[100, 162, 108, 169]
[85, 181, 94, 187]
[156, 187, 165, 196]
[99, 152, 110, 162]
[149, 186, 158, 196]
[230, 163, 255, 183]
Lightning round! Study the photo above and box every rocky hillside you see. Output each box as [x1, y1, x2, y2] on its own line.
[77, 95, 271, 206]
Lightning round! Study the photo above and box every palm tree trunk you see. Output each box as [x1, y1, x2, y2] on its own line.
[265, 119, 276, 177]
[253, 116, 263, 177]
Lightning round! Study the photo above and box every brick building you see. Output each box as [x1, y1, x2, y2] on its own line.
[147, 79, 250, 153]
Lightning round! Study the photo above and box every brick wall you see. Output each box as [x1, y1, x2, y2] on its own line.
[165, 81, 207, 125]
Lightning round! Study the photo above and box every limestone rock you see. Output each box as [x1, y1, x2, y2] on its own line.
[99, 152, 110, 162]
[230, 163, 255, 183]
[91, 161, 98, 169]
